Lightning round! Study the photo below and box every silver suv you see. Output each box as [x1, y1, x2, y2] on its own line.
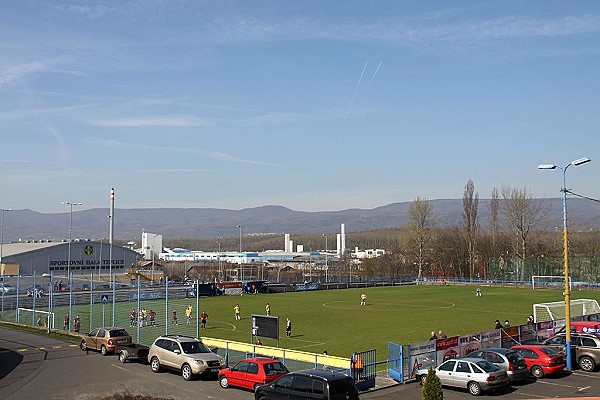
[543, 332, 600, 372]
[148, 335, 226, 380]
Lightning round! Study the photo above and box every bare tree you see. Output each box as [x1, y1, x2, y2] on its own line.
[463, 180, 479, 280]
[406, 197, 436, 283]
[488, 187, 501, 254]
[500, 185, 548, 282]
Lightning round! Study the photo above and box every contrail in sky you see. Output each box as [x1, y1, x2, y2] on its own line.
[345, 61, 368, 120]
[366, 61, 383, 91]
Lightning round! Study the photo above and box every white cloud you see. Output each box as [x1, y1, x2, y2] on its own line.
[0, 60, 51, 88]
[89, 115, 211, 127]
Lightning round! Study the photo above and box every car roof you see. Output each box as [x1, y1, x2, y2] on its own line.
[159, 335, 200, 342]
[292, 369, 351, 380]
[240, 357, 283, 364]
[477, 347, 513, 354]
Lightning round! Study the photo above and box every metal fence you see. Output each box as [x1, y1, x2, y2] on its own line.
[0, 272, 354, 375]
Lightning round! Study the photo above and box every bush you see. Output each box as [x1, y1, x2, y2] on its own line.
[422, 366, 443, 400]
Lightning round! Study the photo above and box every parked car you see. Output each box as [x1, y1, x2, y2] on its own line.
[24, 284, 47, 298]
[218, 357, 289, 391]
[466, 348, 529, 382]
[254, 369, 359, 400]
[80, 327, 132, 355]
[416, 358, 508, 396]
[543, 332, 600, 371]
[511, 345, 565, 378]
[0, 282, 15, 293]
[148, 335, 226, 380]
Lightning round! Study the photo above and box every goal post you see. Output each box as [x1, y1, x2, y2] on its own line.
[531, 275, 572, 290]
[533, 299, 600, 323]
[17, 308, 55, 329]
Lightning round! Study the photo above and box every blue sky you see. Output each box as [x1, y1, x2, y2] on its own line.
[1, 0, 599, 213]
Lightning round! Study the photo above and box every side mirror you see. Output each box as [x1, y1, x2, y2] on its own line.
[174, 349, 181, 354]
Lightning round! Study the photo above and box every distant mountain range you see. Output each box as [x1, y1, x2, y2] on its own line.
[3, 198, 599, 243]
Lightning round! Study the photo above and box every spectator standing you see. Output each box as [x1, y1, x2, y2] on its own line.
[494, 319, 502, 329]
[63, 313, 70, 330]
[438, 330, 447, 339]
[149, 309, 156, 327]
[429, 331, 438, 341]
[504, 320, 511, 327]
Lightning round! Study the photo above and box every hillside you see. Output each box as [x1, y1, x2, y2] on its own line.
[2, 198, 599, 242]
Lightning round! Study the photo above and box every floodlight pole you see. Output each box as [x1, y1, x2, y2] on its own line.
[62, 201, 82, 331]
[237, 225, 242, 283]
[538, 157, 591, 371]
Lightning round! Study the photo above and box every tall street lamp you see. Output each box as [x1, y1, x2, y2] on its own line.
[538, 156, 591, 370]
[322, 234, 328, 283]
[1, 208, 13, 265]
[62, 201, 82, 332]
[236, 225, 242, 282]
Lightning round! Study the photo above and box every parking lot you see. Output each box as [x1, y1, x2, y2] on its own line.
[2, 327, 600, 400]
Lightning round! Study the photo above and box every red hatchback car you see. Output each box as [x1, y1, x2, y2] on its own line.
[218, 357, 289, 391]
[511, 345, 565, 378]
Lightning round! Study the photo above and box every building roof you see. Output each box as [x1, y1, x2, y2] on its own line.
[1, 241, 64, 257]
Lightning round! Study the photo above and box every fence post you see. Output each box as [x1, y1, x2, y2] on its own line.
[165, 277, 169, 336]
[112, 274, 116, 327]
[16, 274, 20, 322]
[89, 273, 93, 332]
[48, 272, 53, 332]
[136, 276, 141, 344]
[32, 270, 37, 326]
[196, 279, 200, 338]
[68, 272, 73, 331]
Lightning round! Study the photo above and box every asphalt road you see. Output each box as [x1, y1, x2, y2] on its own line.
[2, 327, 600, 400]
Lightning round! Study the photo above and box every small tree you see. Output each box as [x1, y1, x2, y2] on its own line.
[422, 366, 443, 400]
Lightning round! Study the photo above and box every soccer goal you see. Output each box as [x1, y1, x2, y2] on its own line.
[531, 275, 572, 290]
[533, 299, 600, 323]
[17, 308, 55, 329]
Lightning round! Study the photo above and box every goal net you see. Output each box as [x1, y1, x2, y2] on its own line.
[533, 299, 600, 323]
[531, 275, 572, 290]
[17, 308, 55, 329]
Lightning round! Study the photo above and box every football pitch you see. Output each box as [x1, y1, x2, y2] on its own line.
[61, 284, 600, 358]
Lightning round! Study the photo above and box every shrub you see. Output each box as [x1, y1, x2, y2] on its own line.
[422, 366, 443, 400]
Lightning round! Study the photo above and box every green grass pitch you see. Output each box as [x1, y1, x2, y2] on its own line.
[63, 285, 600, 358]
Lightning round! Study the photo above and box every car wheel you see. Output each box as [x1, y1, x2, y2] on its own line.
[219, 375, 229, 388]
[580, 356, 596, 372]
[150, 357, 161, 373]
[419, 375, 427, 385]
[182, 364, 193, 381]
[531, 365, 544, 378]
[119, 351, 128, 363]
[100, 345, 108, 356]
[468, 381, 482, 396]
[80, 341, 87, 351]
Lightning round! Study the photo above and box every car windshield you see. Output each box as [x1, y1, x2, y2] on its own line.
[264, 361, 289, 375]
[180, 341, 212, 354]
[109, 329, 130, 337]
[475, 360, 500, 372]
[540, 347, 560, 357]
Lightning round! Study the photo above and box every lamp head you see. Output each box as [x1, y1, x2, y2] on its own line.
[572, 157, 591, 166]
[538, 164, 557, 170]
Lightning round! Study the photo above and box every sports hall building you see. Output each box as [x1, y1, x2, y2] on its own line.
[0, 241, 139, 276]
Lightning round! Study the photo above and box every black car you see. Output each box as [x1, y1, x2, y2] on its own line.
[254, 369, 359, 400]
